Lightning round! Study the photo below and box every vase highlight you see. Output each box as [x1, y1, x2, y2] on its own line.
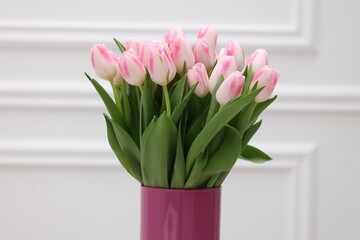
[141, 186, 221, 240]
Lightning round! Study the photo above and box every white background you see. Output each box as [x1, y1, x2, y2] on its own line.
[0, 0, 360, 239]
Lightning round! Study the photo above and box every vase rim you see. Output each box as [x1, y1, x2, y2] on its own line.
[141, 185, 221, 192]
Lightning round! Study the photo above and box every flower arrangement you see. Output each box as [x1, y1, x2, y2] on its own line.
[86, 27, 279, 189]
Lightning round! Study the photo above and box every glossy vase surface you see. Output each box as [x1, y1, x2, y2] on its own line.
[141, 186, 221, 240]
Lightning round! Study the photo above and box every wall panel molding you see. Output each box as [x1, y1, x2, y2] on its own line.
[1, 80, 359, 113]
[0, 0, 316, 51]
[0, 139, 317, 240]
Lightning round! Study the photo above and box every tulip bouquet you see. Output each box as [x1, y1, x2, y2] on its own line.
[86, 27, 279, 189]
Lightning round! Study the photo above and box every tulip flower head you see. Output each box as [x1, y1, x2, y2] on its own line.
[197, 26, 218, 51]
[126, 38, 142, 55]
[216, 71, 245, 106]
[224, 40, 245, 71]
[194, 39, 217, 71]
[90, 44, 119, 81]
[187, 63, 209, 98]
[164, 28, 185, 47]
[218, 48, 226, 60]
[86, 27, 280, 189]
[148, 43, 177, 86]
[118, 49, 147, 86]
[250, 65, 279, 103]
[209, 56, 237, 94]
[171, 36, 195, 73]
[246, 49, 269, 74]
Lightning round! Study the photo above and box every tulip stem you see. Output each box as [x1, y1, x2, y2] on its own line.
[138, 85, 143, 94]
[111, 81, 122, 112]
[162, 85, 171, 117]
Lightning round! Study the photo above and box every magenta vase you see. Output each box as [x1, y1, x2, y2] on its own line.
[141, 186, 221, 240]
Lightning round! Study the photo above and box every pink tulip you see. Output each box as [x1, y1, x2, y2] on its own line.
[148, 43, 177, 86]
[246, 49, 269, 74]
[197, 26, 218, 51]
[138, 41, 152, 67]
[118, 50, 146, 86]
[126, 38, 142, 55]
[90, 44, 119, 81]
[209, 56, 237, 93]
[187, 63, 209, 98]
[218, 48, 226, 60]
[223, 40, 245, 70]
[110, 54, 124, 86]
[164, 28, 185, 47]
[171, 36, 195, 73]
[250, 65, 280, 103]
[112, 70, 124, 86]
[216, 71, 245, 106]
[194, 39, 216, 71]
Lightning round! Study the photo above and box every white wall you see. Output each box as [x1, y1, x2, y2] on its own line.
[1, 0, 360, 239]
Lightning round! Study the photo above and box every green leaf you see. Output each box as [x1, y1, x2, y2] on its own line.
[113, 38, 126, 53]
[171, 83, 197, 125]
[187, 95, 208, 125]
[127, 84, 140, 106]
[206, 173, 221, 188]
[240, 145, 272, 163]
[208, 128, 225, 157]
[213, 171, 229, 187]
[141, 113, 178, 188]
[85, 73, 129, 132]
[242, 65, 254, 94]
[235, 101, 256, 136]
[184, 108, 207, 152]
[128, 97, 140, 146]
[141, 77, 156, 132]
[104, 114, 141, 164]
[185, 87, 263, 177]
[121, 82, 132, 126]
[184, 150, 209, 189]
[205, 76, 224, 124]
[170, 74, 186, 110]
[203, 125, 242, 175]
[104, 115, 142, 183]
[170, 124, 186, 189]
[242, 120, 262, 147]
[249, 96, 277, 125]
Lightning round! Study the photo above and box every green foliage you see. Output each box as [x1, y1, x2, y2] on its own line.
[170, 123, 186, 188]
[141, 113, 177, 188]
[240, 145, 272, 163]
[113, 38, 126, 53]
[104, 115, 142, 182]
[86, 50, 277, 189]
[185, 87, 263, 178]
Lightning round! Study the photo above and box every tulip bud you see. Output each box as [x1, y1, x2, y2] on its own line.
[187, 63, 209, 98]
[90, 44, 118, 81]
[218, 48, 226, 60]
[113, 70, 124, 86]
[126, 38, 142, 55]
[209, 56, 237, 93]
[250, 65, 279, 103]
[246, 49, 269, 74]
[194, 39, 216, 71]
[138, 41, 152, 67]
[118, 50, 147, 86]
[171, 36, 195, 73]
[110, 54, 124, 86]
[223, 40, 245, 70]
[148, 43, 177, 86]
[216, 71, 245, 106]
[164, 28, 185, 47]
[197, 26, 218, 51]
